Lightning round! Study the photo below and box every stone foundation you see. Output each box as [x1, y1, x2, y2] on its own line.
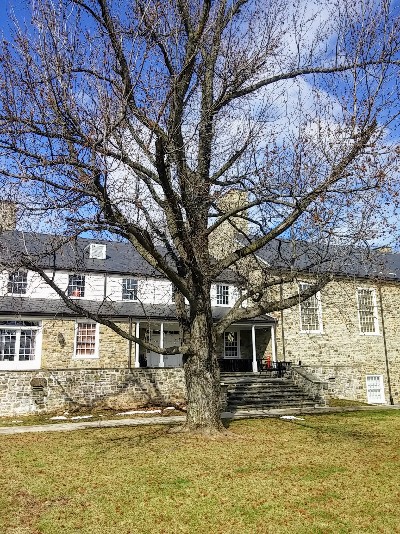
[0, 368, 186, 416]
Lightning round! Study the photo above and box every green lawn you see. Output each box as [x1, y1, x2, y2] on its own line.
[1, 411, 400, 534]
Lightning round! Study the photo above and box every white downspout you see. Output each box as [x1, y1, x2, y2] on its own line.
[159, 322, 165, 367]
[135, 322, 140, 368]
[271, 325, 276, 363]
[251, 325, 258, 373]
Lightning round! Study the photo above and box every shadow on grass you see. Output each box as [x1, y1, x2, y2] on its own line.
[89, 424, 176, 453]
[287, 417, 387, 442]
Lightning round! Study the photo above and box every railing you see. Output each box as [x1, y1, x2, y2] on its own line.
[258, 360, 292, 378]
[218, 358, 292, 376]
[218, 358, 253, 372]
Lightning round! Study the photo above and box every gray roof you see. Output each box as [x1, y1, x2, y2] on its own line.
[0, 230, 238, 282]
[255, 239, 400, 281]
[0, 297, 275, 324]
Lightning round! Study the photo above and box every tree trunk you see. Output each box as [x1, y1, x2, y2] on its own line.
[183, 312, 224, 433]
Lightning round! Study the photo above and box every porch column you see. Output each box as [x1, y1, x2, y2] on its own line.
[159, 322, 165, 367]
[271, 325, 276, 363]
[251, 325, 258, 373]
[134, 322, 140, 368]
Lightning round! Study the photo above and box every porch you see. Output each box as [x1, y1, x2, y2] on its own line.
[134, 320, 278, 373]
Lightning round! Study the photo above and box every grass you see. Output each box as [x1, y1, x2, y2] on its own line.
[327, 397, 369, 407]
[1, 410, 400, 533]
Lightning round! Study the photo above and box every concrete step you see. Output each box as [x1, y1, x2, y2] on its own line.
[221, 374, 321, 411]
[227, 393, 312, 402]
[227, 401, 318, 410]
[226, 384, 308, 393]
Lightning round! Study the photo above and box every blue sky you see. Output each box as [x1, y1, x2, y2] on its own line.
[0, 0, 30, 39]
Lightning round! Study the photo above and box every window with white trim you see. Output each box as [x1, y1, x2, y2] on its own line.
[74, 321, 99, 358]
[122, 278, 138, 301]
[366, 375, 385, 404]
[357, 288, 379, 334]
[7, 271, 27, 295]
[68, 274, 85, 298]
[0, 321, 41, 368]
[299, 282, 323, 333]
[224, 331, 239, 358]
[216, 284, 229, 306]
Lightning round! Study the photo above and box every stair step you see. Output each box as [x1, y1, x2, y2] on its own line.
[227, 402, 318, 410]
[221, 373, 322, 411]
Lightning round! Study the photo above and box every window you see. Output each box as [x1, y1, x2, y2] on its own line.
[0, 321, 41, 369]
[68, 274, 85, 297]
[366, 375, 385, 404]
[122, 278, 138, 301]
[216, 284, 229, 306]
[224, 331, 239, 358]
[299, 282, 323, 333]
[357, 288, 379, 334]
[74, 322, 98, 358]
[7, 271, 27, 295]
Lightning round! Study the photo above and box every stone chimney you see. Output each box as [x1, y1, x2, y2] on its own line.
[209, 190, 248, 260]
[0, 201, 17, 232]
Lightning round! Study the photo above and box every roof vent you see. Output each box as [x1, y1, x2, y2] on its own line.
[89, 243, 107, 260]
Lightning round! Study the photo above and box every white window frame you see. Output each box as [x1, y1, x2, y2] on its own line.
[7, 270, 28, 295]
[122, 278, 138, 301]
[73, 320, 99, 359]
[357, 288, 379, 335]
[0, 320, 42, 370]
[216, 284, 230, 306]
[223, 330, 240, 358]
[68, 274, 86, 298]
[298, 282, 323, 334]
[366, 374, 385, 404]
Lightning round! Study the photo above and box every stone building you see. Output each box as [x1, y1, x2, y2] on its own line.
[0, 225, 399, 414]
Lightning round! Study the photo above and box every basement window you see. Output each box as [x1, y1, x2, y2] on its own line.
[366, 375, 385, 404]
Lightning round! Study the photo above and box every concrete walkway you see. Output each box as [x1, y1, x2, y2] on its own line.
[0, 404, 399, 435]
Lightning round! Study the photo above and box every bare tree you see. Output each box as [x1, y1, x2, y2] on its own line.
[0, 0, 400, 433]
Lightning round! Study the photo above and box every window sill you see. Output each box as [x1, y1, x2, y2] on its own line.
[72, 355, 99, 360]
[359, 332, 381, 336]
[299, 330, 324, 335]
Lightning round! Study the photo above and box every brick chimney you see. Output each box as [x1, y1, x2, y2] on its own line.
[0, 201, 17, 232]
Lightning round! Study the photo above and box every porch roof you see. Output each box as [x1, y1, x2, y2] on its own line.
[0, 297, 276, 324]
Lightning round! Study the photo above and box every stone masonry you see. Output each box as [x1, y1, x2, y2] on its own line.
[0, 368, 186, 416]
[41, 319, 129, 368]
[275, 278, 400, 404]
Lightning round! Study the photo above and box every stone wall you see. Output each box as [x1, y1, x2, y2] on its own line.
[0, 368, 186, 416]
[41, 319, 129, 368]
[275, 278, 400, 404]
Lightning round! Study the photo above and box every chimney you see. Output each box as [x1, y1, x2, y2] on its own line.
[209, 190, 248, 260]
[0, 201, 17, 232]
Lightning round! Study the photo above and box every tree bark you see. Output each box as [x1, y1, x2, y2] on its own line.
[183, 312, 224, 433]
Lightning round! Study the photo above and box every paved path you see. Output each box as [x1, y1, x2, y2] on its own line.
[0, 404, 400, 435]
[0, 404, 399, 435]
